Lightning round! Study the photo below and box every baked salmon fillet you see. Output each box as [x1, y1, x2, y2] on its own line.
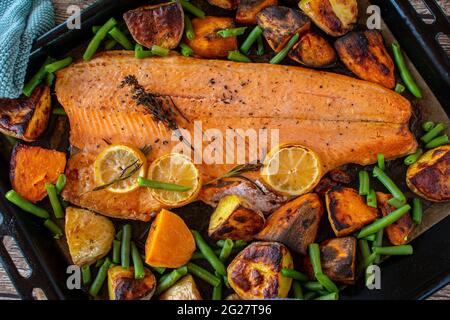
[56, 51, 417, 220]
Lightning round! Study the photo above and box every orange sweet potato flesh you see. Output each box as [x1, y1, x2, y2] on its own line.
[10, 144, 67, 203]
[145, 209, 196, 268]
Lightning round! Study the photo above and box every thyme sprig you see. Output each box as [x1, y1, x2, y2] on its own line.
[205, 162, 263, 186]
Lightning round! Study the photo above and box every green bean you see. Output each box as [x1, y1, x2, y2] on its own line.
[281, 268, 309, 282]
[315, 292, 339, 300]
[359, 170, 369, 196]
[180, 43, 193, 57]
[228, 50, 251, 63]
[422, 121, 435, 132]
[372, 166, 406, 204]
[425, 135, 449, 149]
[315, 273, 338, 293]
[81, 265, 91, 285]
[52, 107, 66, 116]
[95, 257, 105, 268]
[222, 275, 230, 289]
[89, 257, 112, 296]
[151, 45, 170, 57]
[219, 239, 234, 262]
[308, 243, 322, 275]
[104, 38, 117, 50]
[212, 281, 222, 300]
[373, 228, 384, 264]
[112, 240, 121, 264]
[134, 44, 153, 59]
[257, 35, 264, 56]
[45, 57, 73, 73]
[394, 83, 405, 94]
[270, 33, 299, 64]
[179, 0, 205, 18]
[184, 15, 195, 40]
[377, 153, 385, 170]
[46, 73, 55, 86]
[45, 183, 64, 219]
[92, 25, 100, 33]
[363, 252, 377, 268]
[191, 230, 226, 276]
[23, 57, 55, 97]
[373, 245, 413, 255]
[357, 204, 411, 238]
[217, 240, 247, 248]
[217, 27, 247, 38]
[367, 189, 377, 208]
[391, 43, 422, 98]
[137, 177, 190, 191]
[304, 291, 318, 300]
[292, 280, 304, 299]
[412, 197, 423, 224]
[55, 174, 67, 194]
[121, 224, 132, 268]
[131, 242, 145, 279]
[420, 122, 445, 144]
[5, 190, 49, 219]
[44, 219, 63, 239]
[303, 281, 323, 291]
[387, 197, 406, 209]
[240, 26, 263, 54]
[83, 17, 117, 61]
[154, 266, 188, 296]
[404, 148, 423, 165]
[115, 229, 123, 241]
[151, 267, 166, 275]
[363, 234, 376, 241]
[108, 27, 133, 50]
[358, 239, 371, 260]
[187, 262, 221, 287]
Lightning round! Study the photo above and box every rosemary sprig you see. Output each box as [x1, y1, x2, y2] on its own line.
[92, 161, 143, 191]
[205, 162, 263, 186]
[140, 144, 152, 155]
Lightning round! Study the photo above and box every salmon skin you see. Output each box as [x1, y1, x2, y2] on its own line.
[56, 51, 417, 220]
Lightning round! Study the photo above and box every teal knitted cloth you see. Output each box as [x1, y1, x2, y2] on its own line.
[0, 0, 54, 98]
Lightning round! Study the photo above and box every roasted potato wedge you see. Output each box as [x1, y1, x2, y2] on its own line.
[257, 6, 310, 52]
[289, 31, 336, 68]
[236, 0, 278, 24]
[335, 30, 395, 88]
[159, 274, 202, 300]
[225, 293, 241, 300]
[123, 2, 184, 49]
[0, 84, 51, 141]
[406, 145, 450, 202]
[207, 0, 238, 10]
[314, 177, 338, 198]
[227, 241, 293, 299]
[326, 186, 378, 237]
[299, 0, 357, 37]
[108, 266, 156, 300]
[208, 194, 265, 241]
[303, 237, 356, 284]
[377, 192, 414, 245]
[255, 193, 323, 254]
[65, 207, 115, 266]
[10, 143, 66, 203]
[185, 16, 238, 58]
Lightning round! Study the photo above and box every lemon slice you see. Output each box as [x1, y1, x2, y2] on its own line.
[260, 144, 322, 196]
[148, 153, 201, 207]
[94, 144, 147, 193]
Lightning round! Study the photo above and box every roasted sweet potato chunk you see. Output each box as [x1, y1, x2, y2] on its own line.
[257, 6, 310, 52]
[326, 186, 378, 237]
[236, 0, 278, 24]
[10, 143, 67, 203]
[123, 2, 184, 49]
[406, 145, 450, 202]
[299, 0, 357, 37]
[208, 194, 265, 241]
[207, 0, 238, 10]
[0, 84, 51, 141]
[288, 31, 336, 68]
[255, 193, 323, 254]
[185, 16, 238, 58]
[335, 30, 395, 88]
[377, 192, 414, 245]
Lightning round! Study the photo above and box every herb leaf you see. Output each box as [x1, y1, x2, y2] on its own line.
[205, 162, 263, 186]
[92, 161, 143, 192]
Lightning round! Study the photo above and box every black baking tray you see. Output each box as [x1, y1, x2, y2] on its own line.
[0, 0, 449, 300]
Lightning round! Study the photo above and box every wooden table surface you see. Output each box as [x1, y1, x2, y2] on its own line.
[0, 0, 449, 300]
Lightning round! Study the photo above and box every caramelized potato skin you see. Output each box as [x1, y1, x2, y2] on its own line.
[376, 192, 414, 245]
[123, 2, 184, 49]
[108, 266, 156, 300]
[335, 30, 395, 88]
[257, 6, 310, 52]
[288, 31, 336, 68]
[185, 16, 238, 58]
[255, 193, 323, 254]
[406, 145, 450, 202]
[207, 0, 238, 10]
[0, 84, 51, 141]
[326, 186, 378, 236]
[236, 0, 278, 24]
[159, 274, 202, 300]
